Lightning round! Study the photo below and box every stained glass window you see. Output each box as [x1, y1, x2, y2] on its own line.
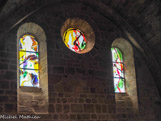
[19, 35, 39, 87]
[63, 28, 86, 52]
[111, 48, 125, 93]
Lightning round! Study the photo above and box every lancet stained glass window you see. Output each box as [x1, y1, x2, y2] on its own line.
[19, 35, 39, 87]
[111, 48, 125, 93]
[63, 28, 86, 52]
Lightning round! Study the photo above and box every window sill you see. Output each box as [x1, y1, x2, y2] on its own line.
[19, 86, 42, 93]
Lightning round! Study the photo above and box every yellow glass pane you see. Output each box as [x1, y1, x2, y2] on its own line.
[63, 28, 86, 52]
[19, 51, 39, 69]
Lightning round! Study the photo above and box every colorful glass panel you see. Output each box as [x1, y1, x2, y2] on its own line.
[19, 35, 39, 87]
[19, 51, 39, 69]
[111, 48, 123, 62]
[19, 35, 38, 52]
[19, 69, 39, 87]
[113, 63, 124, 78]
[111, 48, 125, 93]
[63, 28, 86, 52]
[114, 78, 125, 93]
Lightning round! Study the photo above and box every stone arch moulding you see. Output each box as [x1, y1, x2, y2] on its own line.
[112, 38, 138, 112]
[17, 22, 48, 114]
[61, 18, 95, 54]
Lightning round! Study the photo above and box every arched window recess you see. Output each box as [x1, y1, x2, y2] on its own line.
[111, 38, 138, 112]
[17, 22, 48, 114]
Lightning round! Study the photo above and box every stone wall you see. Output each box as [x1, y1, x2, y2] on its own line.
[0, 0, 161, 121]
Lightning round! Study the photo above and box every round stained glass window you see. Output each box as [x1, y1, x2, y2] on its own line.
[63, 28, 86, 53]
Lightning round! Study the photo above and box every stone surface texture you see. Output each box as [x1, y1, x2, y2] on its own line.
[0, 0, 161, 121]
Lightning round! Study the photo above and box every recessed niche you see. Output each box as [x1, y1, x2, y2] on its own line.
[61, 18, 95, 54]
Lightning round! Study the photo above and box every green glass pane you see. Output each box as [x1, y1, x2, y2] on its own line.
[114, 78, 125, 93]
[63, 28, 87, 52]
[111, 48, 123, 62]
[113, 62, 124, 78]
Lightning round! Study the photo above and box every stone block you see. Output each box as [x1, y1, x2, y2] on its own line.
[53, 114, 58, 119]
[48, 57, 66, 66]
[19, 94, 33, 100]
[64, 86, 73, 93]
[86, 99, 91, 103]
[5, 71, 16, 80]
[77, 114, 81, 119]
[88, 69, 95, 76]
[0, 64, 8, 70]
[0, 90, 4, 94]
[49, 104, 55, 113]
[98, 114, 106, 119]
[70, 114, 77, 119]
[79, 98, 84, 103]
[62, 98, 67, 103]
[102, 105, 107, 113]
[5, 104, 16, 112]
[59, 114, 69, 119]
[76, 68, 86, 74]
[71, 104, 83, 113]
[92, 99, 97, 103]
[49, 98, 56, 103]
[9, 96, 16, 102]
[41, 114, 52, 119]
[10, 82, 16, 89]
[90, 88, 96, 93]
[68, 98, 74, 103]
[0, 81, 9, 89]
[0, 96, 8, 102]
[83, 87, 89, 93]
[108, 105, 116, 113]
[80, 94, 87, 98]
[65, 67, 75, 74]
[55, 85, 64, 92]
[34, 106, 48, 113]
[95, 104, 102, 113]
[34, 95, 44, 101]
[63, 104, 70, 113]
[56, 104, 62, 113]
[57, 98, 62, 103]
[81, 114, 90, 119]
[116, 108, 126, 113]
[58, 93, 64, 97]
[84, 104, 94, 113]
[53, 67, 64, 74]
[91, 114, 97, 119]
[0, 107, 3, 113]
[19, 106, 33, 113]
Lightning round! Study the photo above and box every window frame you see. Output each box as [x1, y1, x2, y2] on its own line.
[111, 47, 126, 93]
[18, 33, 40, 87]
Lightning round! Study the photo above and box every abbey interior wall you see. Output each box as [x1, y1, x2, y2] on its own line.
[0, 1, 161, 121]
